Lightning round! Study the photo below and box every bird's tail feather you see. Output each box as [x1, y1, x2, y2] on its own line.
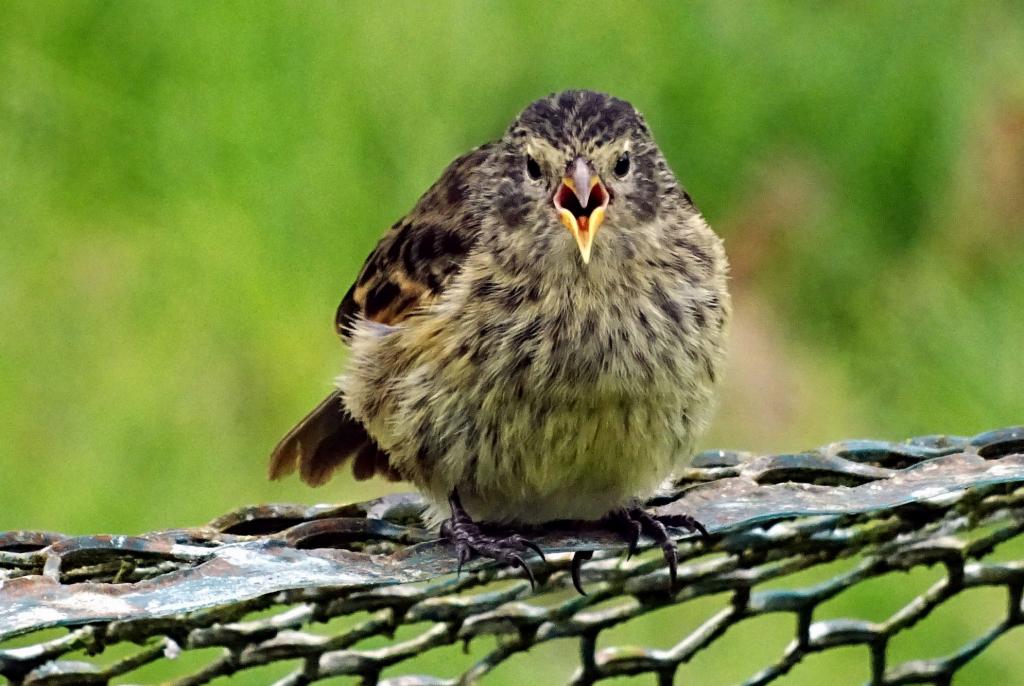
[268, 390, 399, 486]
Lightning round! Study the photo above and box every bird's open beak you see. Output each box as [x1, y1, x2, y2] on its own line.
[554, 157, 609, 265]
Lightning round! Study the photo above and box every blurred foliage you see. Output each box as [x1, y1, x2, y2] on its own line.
[1, 1, 1022, 683]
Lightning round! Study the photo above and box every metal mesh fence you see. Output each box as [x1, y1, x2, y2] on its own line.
[2, 427, 1023, 685]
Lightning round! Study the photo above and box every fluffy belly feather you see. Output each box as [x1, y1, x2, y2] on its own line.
[341, 259, 725, 526]
[450, 394, 689, 523]
[348, 354, 697, 524]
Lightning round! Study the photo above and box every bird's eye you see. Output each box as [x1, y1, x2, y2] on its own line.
[614, 152, 630, 178]
[526, 155, 542, 181]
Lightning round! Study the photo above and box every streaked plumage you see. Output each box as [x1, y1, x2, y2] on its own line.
[270, 90, 730, 587]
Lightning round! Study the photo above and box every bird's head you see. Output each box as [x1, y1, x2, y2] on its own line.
[489, 90, 677, 267]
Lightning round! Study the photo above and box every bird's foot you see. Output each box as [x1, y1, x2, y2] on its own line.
[569, 507, 709, 595]
[441, 492, 546, 590]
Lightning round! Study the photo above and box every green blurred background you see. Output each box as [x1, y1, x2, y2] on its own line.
[2, 1, 1023, 684]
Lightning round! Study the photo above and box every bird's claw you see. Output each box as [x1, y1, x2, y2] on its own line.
[443, 492, 546, 590]
[624, 507, 679, 590]
[515, 535, 547, 563]
[455, 544, 471, 578]
[657, 513, 711, 540]
[592, 506, 709, 594]
[661, 539, 679, 587]
[509, 553, 537, 590]
[570, 550, 594, 595]
[623, 519, 642, 560]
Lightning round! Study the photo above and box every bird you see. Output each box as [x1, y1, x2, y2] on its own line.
[269, 90, 730, 593]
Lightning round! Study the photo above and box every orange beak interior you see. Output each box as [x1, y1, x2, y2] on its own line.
[554, 177, 608, 264]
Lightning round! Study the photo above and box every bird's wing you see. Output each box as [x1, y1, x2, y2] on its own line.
[270, 144, 493, 487]
[335, 144, 493, 340]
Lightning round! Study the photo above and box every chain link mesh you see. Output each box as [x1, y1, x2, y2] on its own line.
[2, 427, 1023, 685]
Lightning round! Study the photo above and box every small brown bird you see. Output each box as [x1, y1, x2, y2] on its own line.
[270, 90, 730, 592]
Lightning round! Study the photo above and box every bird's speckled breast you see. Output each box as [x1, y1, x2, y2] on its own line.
[341, 228, 729, 525]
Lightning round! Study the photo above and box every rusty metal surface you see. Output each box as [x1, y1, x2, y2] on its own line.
[1, 426, 1023, 685]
